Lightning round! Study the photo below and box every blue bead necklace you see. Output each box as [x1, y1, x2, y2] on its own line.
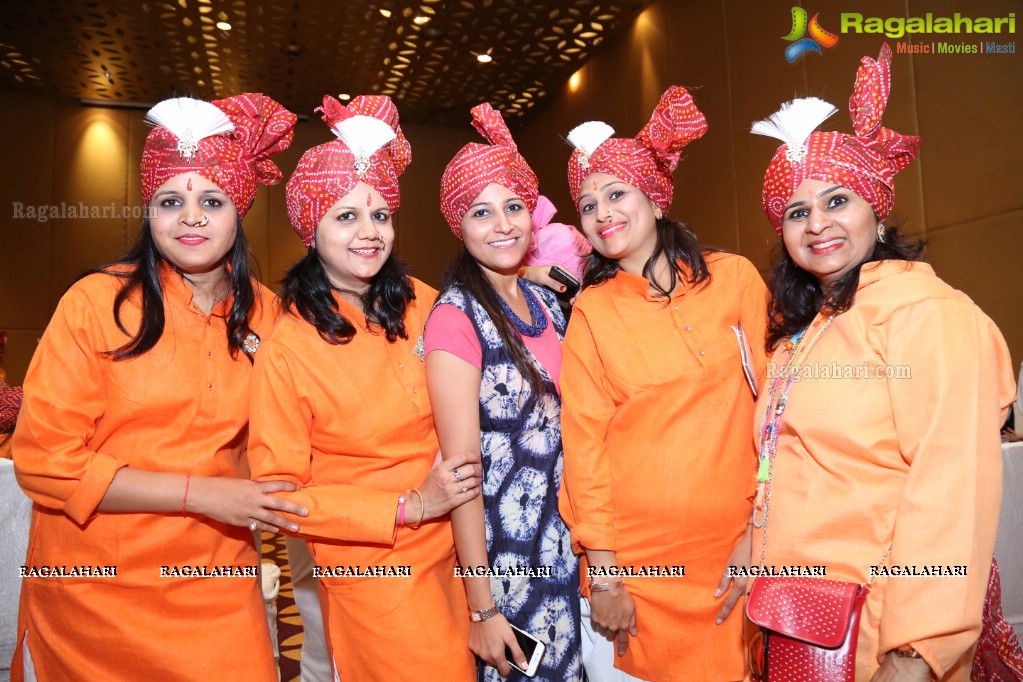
[498, 280, 548, 338]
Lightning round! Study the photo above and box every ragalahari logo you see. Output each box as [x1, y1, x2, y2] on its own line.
[784, 7, 840, 62]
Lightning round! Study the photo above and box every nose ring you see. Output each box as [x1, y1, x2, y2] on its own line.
[190, 214, 209, 228]
[605, 209, 613, 222]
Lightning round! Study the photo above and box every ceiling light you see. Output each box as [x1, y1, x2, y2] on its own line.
[476, 53, 492, 63]
[338, 93, 351, 101]
[216, 21, 232, 30]
[413, 16, 430, 25]
[379, 8, 392, 18]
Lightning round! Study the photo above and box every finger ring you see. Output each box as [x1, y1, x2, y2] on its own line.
[453, 469, 462, 482]
[460, 484, 467, 494]
[248, 520, 258, 532]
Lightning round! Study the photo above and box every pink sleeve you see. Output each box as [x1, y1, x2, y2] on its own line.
[424, 303, 482, 369]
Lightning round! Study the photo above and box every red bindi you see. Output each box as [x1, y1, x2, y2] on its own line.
[366, 192, 372, 207]
[186, 178, 192, 191]
[591, 180, 597, 191]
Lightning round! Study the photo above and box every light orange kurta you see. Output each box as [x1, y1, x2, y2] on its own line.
[753, 261, 1015, 680]
[560, 253, 769, 681]
[247, 278, 476, 682]
[11, 265, 278, 681]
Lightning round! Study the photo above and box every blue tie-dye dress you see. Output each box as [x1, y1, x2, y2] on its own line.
[432, 281, 582, 682]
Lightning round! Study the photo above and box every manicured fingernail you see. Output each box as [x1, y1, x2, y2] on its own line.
[715, 618, 723, 625]
[560, 285, 566, 291]
[290, 524, 299, 532]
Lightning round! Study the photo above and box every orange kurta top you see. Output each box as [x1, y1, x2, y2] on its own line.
[753, 261, 1015, 680]
[11, 265, 278, 682]
[559, 252, 769, 681]
[247, 278, 475, 682]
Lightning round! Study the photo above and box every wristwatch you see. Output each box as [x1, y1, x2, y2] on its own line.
[470, 606, 499, 622]
[893, 645, 922, 659]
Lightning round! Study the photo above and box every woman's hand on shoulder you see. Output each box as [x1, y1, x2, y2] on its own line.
[413, 450, 481, 522]
[469, 612, 527, 677]
[187, 477, 308, 533]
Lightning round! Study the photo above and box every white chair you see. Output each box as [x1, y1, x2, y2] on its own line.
[0, 458, 32, 682]
[995, 441, 1023, 641]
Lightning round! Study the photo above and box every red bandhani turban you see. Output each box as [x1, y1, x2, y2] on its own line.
[286, 95, 411, 247]
[440, 103, 539, 239]
[753, 43, 920, 233]
[566, 86, 708, 215]
[140, 93, 296, 219]
[0, 378, 22, 435]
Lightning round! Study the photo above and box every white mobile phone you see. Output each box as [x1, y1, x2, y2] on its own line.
[505, 623, 546, 677]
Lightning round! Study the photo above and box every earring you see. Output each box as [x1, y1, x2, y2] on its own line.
[876, 222, 886, 243]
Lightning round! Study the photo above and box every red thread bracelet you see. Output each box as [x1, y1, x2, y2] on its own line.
[182, 474, 191, 515]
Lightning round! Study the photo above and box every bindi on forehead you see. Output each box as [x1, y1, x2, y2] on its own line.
[186, 178, 192, 191]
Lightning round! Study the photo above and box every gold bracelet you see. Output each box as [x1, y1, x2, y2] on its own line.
[410, 488, 425, 529]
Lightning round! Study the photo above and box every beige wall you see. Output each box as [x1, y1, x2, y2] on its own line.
[0, 94, 473, 383]
[515, 0, 1022, 370]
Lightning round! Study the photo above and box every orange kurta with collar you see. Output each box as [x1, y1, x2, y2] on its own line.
[753, 260, 1015, 680]
[559, 252, 769, 681]
[247, 277, 475, 682]
[11, 264, 278, 681]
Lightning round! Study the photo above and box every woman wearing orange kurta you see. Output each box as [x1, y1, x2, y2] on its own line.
[748, 44, 1015, 681]
[11, 94, 301, 680]
[558, 87, 769, 681]
[246, 95, 479, 681]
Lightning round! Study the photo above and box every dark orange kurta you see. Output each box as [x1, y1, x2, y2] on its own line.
[247, 278, 476, 682]
[753, 261, 1015, 680]
[11, 265, 278, 681]
[560, 253, 769, 681]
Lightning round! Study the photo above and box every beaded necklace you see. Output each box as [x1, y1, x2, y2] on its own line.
[498, 279, 548, 338]
[751, 312, 836, 529]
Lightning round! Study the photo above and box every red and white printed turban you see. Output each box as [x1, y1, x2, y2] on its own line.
[286, 95, 411, 246]
[753, 43, 920, 233]
[566, 86, 708, 215]
[141, 93, 296, 219]
[440, 102, 538, 239]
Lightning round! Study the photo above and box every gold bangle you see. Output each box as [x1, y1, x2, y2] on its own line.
[410, 488, 425, 529]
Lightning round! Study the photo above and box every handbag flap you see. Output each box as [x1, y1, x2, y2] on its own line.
[745, 577, 864, 648]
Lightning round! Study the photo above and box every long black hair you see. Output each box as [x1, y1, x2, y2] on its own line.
[584, 216, 713, 297]
[93, 216, 260, 362]
[766, 222, 925, 350]
[279, 248, 415, 344]
[441, 247, 544, 396]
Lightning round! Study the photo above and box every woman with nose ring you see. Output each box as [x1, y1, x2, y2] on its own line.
[11, 93, 301, 680]
[747, 44, 1015, 681]
[426, 103, 582, 681]
[558, 86, 770, 682]
[246, 95, 479, 681]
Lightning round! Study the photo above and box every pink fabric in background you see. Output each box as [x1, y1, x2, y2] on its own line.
[526, 195, 591, 283]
